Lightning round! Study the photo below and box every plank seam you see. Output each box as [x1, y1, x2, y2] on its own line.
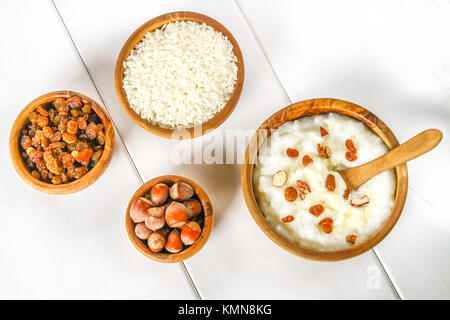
[234, 0, 402, 300]
[50, 0, 202, 300]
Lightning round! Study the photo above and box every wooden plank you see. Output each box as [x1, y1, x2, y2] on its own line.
[54, 0, 398, 298]
[0, 0, 196, 299]
[237, 0, 450, 299]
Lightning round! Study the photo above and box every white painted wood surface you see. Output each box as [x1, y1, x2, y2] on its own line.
[237, 0, 450, 299]
[53, 0, 398, 299]
[1, 0, 447, 299]
[0, 0, 196, 299]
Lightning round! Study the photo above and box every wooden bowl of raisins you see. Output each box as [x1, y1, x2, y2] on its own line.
[9, 90, 115, 194]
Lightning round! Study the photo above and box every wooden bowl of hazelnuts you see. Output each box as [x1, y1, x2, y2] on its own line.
[125, 175, 214, 263]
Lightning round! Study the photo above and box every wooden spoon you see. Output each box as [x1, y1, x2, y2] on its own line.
[338, 129, 443, 191]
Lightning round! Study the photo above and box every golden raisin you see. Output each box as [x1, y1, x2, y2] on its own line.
[67, 120, 78, 135]
[68, 96, 82, 109]
[54, 98, 69, 113]
[37, 106, 49, 117]
[81, 104, 91, 114]
[37, 115, 49, 128]
[42, 126, 53, 140]
[62, 132, 77, 144]
[21, 135, 32, 150]
[86, 122, 98, 140]
[77, 117, 87, 130]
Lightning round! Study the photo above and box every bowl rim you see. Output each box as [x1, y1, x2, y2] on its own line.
[9, 90, 115, 194]
[114, 11, 245, 139]
[125, 175, 214, 263]
[241, 98, 408, 262]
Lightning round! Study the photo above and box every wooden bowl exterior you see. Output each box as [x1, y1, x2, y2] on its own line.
[125, 175, 214, 263]
[241, 98, 408, 261]
[9, 90, 115, 194]
[114, 11, 244, 139]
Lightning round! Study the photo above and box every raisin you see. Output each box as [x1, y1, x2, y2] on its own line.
[70, 109, 79, 118]
[345, 139, 357, 153]
[81, 104, 91, 113]
[68, 96, 82, 109]
[281, 215, 295, 223]
[73, 148, 93, 164]
[302, 155, 313, 166]
[317, 143, 330, 158]
[37, 115, 49, 128]
[73, 166, 87, 179]
[20, 135, 32, 150]
[37, 106, 49, 117]
[67, 120, 78, 135]
[48, 142, 66, 149]
[61, 172, 69, 183]
[43, 151, 62, 175]
[58, 152, 75, 167]
[77, 117, 87, 130]
[41, 169, 49, 180]
[318, 218, 333, 233]
[51, 176, 63, 185]
[51, 131, 62, 142]
[29, 112, 38, 123]
[42, 126, 53, 140]
[91, 150, 103, 163]
[296, 180, 311, 193]
[54, 98, 69, 113]
[62, 132, 77, 144]
[325, 174, 336, 191]
[346, 234, 357, 244]
[286, 148, 299, 158]
[31, 170, 41, 180]
[58, 118, 68, 132]
[345, 151, 357, 162]
[96, 130, 105, 145]
[309, 204, 325, 217]
[284, 187, 298, 202]
[320, 127, 328, 137]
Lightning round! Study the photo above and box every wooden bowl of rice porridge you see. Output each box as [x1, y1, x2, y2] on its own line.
[115, 11, 244, 139]
[241, 98, 408, 261]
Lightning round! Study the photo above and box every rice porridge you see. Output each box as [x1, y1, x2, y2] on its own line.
[253, 113, 396, 251]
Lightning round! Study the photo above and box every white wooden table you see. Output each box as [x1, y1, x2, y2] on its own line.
[1, 0, 449, 299]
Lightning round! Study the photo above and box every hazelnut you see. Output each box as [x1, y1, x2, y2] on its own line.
[165, 201, 188, 228]
[130, 197, 152, 223]
[170, 182, 194, 201]
[147, 204, 167, 218]
[272, 170, 287, 187]
[145, 214, 165, 231]
[183, 199, 202, 218]
[150, 183, 169, 205]
[148, 231, 166, 252]
[181, 221, 201, 245]
[165, 229, 183, 254]
[135, 222, 152, 240]
[350, 195, 370, 207]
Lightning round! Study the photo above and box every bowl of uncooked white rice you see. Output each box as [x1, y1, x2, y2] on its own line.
[115, 12, 244, 138]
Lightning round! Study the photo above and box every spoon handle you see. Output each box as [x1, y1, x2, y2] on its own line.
[341, 129, 443, 190]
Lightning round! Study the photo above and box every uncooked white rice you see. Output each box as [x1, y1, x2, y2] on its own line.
[122, 20, 238, 129]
